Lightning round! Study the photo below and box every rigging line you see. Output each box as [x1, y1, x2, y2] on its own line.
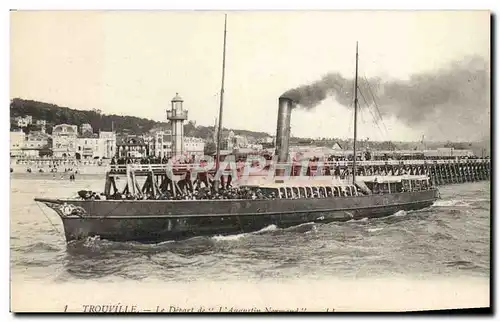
[358, 84, 384, 143]
[362, 75, 390, 135]
[355, 75, 378, 120]
[359, 76, 386, 133]
[358, 86, 380, 127]
[361, 75, 382, 116]
[359, 82, 386, 133]
[357, 93, 366, 137]
[358, 102, 369, 144]
[35, 201, 62, 236]
[367, 105, 389, 140]
[357, 86, 385, 140]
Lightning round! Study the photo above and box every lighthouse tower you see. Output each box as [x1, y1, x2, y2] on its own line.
[167, 93, 188, 157]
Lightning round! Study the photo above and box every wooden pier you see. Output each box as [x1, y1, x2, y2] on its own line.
[105, 158, 490, 198]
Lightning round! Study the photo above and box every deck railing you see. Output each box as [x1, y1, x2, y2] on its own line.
[108, 158, 491, 174]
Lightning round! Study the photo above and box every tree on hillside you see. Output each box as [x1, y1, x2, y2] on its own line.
[10, 98, 274, 139]
[204, 142, 216, 155]
[184, 121, 197, 137]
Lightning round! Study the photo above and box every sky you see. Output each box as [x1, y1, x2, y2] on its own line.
[10, 11, 490, 141]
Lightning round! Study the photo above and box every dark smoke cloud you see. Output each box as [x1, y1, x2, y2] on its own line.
[281, 73, 354, 108]
[282, 56, 490, 141]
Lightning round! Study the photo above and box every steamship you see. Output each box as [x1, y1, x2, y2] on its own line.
[34, 19, 439, 243]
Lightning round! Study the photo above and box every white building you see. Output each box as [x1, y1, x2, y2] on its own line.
[35, 120, 47, 133]
[183, 137, 205, 156]
[35, 120, 46, 127]
[52, 124, 78, 158]
[76, 134, 99, 160]
[116, 136, 149, 158]
[247, 143, 263, 151]
[10, 130, 25, 157]
[157, 130, 172, 157]
[25, 131, 49, 149]
[75, 131, 116, 160]
[220, 130, 235, 150]
[143, 134, 155, 157]
[142, 132, 204, 158]
[20, 131, 51, 157]
[80, 123, 93, 135]
[232, 135, 249, 148]
[99, 131, 117, 159]
[146, 130, 173, 158]
[15, 116, 32, 128]
[260, 136, 274, 144]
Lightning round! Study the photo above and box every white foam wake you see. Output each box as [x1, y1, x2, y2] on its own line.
[212, 224, 278, 242]
[253, 224, 278, 234]
[367, 227, 384, 233]
[392, 210, 407, 217]
[212, 233, 248, 242]
[433, 199, 470, 207]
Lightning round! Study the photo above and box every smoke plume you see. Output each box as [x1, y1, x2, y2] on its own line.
[282, 55, 490, 141]
[281, 72, 354, 108]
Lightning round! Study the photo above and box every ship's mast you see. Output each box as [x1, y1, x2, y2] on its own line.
[352, 42, 359, 185]
[214, 14, 227, 191]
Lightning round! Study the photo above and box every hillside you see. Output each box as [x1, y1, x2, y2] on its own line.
[9, 98, 490, 156]
[9, 98, 272, 140]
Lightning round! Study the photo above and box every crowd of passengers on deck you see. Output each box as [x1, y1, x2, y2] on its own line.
[78, 177, 432, 201]
[81, 186, 273, 201]
[79, 185, 363, 201]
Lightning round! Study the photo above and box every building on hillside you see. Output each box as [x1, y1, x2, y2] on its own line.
[116, 135, 149, 158]
[149, 130, 173, 158]
[75, 131, 116, 160]
[219, 130, 235, 150]
[183, 137, 205, 156]
[99, 131, 117, 159]
[25, 131, 49, 148]
[143, 134, 155, 157]
[35, 119, 46, 127]
[35, 120, 47, 133]
[245, 135, 257, 144]
[10, 130, 25, 157]
[232, 135, 248, 149]
[15, 116, 33, 128]
[21, 131, 51, 157]
[76, 133, 100, 160]
[52, 124, 78, 158]
[258, 136, 275, 149]
[213, 129, 255, 151]
[246, 143, 263, 151]
[259, 136, 274, 144]
[80, 123, 93, 135]
[143, 130, 203, 158]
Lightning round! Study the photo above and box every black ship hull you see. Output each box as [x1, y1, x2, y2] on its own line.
[36, 189, 438, 243]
